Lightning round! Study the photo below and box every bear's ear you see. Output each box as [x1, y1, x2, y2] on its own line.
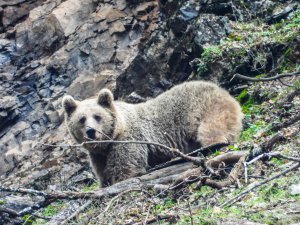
[62, 95, 77, 116]
[97, 89, 114, 108]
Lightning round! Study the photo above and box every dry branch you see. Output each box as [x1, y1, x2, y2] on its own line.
[220, 162, 300, 207]
[270, 112, 300, 132]
[132, 214, 177, 225]
[148, 142, 229, 172]
[60, 200, 94, 225]
[200, 153, 246, 189]
[205, 151, 246, 170]
[0, 163, 195, 201]
[231, 71, 300, 82]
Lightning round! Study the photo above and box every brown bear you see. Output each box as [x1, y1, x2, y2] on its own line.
[62, 81, 243, 186]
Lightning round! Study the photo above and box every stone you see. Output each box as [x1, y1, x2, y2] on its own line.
[0, 96, 17, 109]
[179, 4, 198, 21]
[2, 5, 28, 28]
[51, 0, 97, 37]
[45, 110, 61, 125]
[67, 70, 117, 99]
[266, 3, 298, 24]
[194, 14, 231, 47]
[133, 2, 157, 16]
[106, 8, 127, 23]
[109, 20, 126, 34]
[11, 121, 29, 135]
[115, 0, 127, 11]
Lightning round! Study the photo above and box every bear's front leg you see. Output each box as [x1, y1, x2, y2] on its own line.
[88, 152, 107, 186]
[103, 145, 148, 185]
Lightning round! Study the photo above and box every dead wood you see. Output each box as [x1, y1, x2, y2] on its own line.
[199, 153, 246, 190]
[277, 88, 300, 108]
[231, 71, 300, 82]
[131, 214, 177, 225]
[220, 162, 300, 207]
[148, 142, 230, 172]
[60, 200, 93, 225]
[171, 151, 247, 190]
[205, 151, 246, 170]
[249, 126, 300, 160]
[270, 111, 300, 132]
[0, 163, 195, 201]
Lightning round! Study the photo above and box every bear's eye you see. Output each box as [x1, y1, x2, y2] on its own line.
[79, 117, 86, 125]
[94, 115, 101, 122]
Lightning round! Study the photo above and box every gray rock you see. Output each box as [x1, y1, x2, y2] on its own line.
[0, 96, 17, 109]
[109, 20, 126, 34]
[194, 14, 231, 47]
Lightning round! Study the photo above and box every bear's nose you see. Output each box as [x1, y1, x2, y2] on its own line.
[86, 128, 96, 139]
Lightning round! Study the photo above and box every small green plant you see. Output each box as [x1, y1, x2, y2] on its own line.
[83, 182, 99, 192]
[42, 201, 64, 217]
[197, 46, 222, 74]
[201, 46, 222, 62]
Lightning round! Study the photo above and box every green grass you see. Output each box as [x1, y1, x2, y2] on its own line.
[22, 200, 65, 225]
[83, 182, 99, 192]
[197, 46, 222, 74]
[196, 10, 300, 77]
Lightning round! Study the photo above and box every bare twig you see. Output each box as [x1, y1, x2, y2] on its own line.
[97, 188, 141, 221]
[231, 71, 300, 82]
[60, 200, 94, 225]
[0, 185, 98, 200]
[40, 140, 172, 151]
[41, 139, 229, 170]
[221, 162, 300, 207]
[246, 152, 300, 166]
[133, 214, 176, 225]
[170, 148, 203, 165]
[201, 153, 246, 189]
[270, 112, 300, 132]
[187, 200, 194, 225]
[148, 142, 230, 172]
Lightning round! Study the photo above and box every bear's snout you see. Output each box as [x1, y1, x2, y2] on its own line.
[86, 127, 96, 139]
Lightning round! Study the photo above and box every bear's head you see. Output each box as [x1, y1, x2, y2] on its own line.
[62, 89, 121, 153]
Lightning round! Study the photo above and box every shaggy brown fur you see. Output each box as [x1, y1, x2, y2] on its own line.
[62, 81, 243, 185]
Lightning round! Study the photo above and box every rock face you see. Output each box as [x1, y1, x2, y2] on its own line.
[0, 0, 298, 188]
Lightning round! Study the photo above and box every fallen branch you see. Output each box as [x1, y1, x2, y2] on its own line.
[0, 205, 52, 220]
[0, 162, 195, 202]
[248, 126, 300, 160]
[205, 151, 246, 171]
[60, 200, 95, 225]
[246, 152, 300, 166]
[231, 71, 300, 82]
[200, 153, 246, 189]
[132, 214, 177, 225]
[148, 142, 229, 172]
[221, 162, 300, 207]
[270, 112, 300, 132]
[171, 151, 246, 190]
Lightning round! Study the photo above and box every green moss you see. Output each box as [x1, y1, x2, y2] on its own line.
[155, 198, 175, 213]
[21, 201, 65, 225]
[237, 89, 248, 102]
[201, 46, 222, 62]
[240, 120, 267, 141]
[227, 145, 239, 151]
[83, 182, 99, 192]
[197, 46, 223, 74]
[42, 201, 64, 217]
